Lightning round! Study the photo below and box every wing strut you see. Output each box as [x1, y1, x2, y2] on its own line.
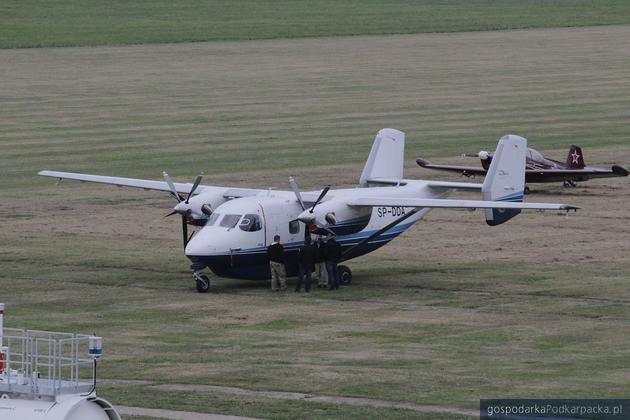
[342, 208, 420, 260]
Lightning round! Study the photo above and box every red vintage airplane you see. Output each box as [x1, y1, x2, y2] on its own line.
[417, 144, 628, 192]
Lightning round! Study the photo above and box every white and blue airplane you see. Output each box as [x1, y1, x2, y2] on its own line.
[39, 129, 577, 292]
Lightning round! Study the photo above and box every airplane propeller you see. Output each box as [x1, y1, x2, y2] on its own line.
[163, 172, 203, 205]
[186, 174, 203, 204]
[309, 186, 330, 214]
[163, 171, 204, 249]
[289, 177, 332, 228]
[288, 176, 330, 214]
[182, 215, 189, 248]
[163, 171, 184, 202]
[288, 176, 305, 210]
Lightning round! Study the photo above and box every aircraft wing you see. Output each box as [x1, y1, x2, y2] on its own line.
[416, 158, 487, 176]
[348, 196, 577, 211]
[38, 170, 263, 197]
[526, 165, 629, 178]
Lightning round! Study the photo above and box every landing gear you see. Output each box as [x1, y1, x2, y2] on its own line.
[337, 265, 352, 285]
[563, 180, 577, 188]
[193, 272, 210, 293]
[524, 186, 530, 195]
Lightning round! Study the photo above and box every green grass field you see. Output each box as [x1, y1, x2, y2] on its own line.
[2, 4, 630, 419]
[3, 0, 630, 48]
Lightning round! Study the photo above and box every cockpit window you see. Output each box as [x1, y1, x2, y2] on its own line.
[239, 214, 262, 232]
[206, 212, 221, 226]
[528, 148, 545, 162]
[219, 214, 242, 228]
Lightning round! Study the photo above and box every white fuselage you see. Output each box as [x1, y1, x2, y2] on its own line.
[185, 180, 450, 280]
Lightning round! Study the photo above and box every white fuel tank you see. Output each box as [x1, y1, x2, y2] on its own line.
[0, 394, 120, 420]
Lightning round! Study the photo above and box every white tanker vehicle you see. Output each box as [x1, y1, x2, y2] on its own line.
[0, 303, 121, 420]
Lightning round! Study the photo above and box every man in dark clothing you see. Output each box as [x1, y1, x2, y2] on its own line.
[325, 232, 342, 290]
[295, 237, 316, 293]
[267, 234, 286, 291]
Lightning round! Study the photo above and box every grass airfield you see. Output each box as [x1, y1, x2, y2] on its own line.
[1, 17, 630, 420]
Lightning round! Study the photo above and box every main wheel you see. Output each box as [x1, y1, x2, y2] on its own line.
[195, 274, 210, 293]
[337, 265, 352, 285]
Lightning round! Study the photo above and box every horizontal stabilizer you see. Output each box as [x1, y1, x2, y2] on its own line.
[426, 181, 483, 190]
[364, 178, 408, 186]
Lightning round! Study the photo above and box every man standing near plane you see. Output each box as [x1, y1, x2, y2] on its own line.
[325, 232, 341, 290]
[315, 237, 328, 288]
[267, 235, 286, 291]
[295, 237, 316, 293]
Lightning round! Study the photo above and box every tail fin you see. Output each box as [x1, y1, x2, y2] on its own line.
[482, 134, 527, 226]
[359, 128, 405, 187]
[566, 145, 585, 169]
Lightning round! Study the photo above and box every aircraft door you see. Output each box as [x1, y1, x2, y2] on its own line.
[260, 199, 302, 246]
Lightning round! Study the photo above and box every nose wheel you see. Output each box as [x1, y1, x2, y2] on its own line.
[193, 272, 210, 293]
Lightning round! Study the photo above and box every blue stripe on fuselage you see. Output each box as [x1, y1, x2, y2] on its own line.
[192, 221, 415, 280]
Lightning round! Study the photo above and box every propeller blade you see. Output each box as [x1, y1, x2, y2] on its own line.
[461, 153, 479, 158]
[182, 216, 189, 249]
[163, 171, 183, 202]
[309, 186, 330, 213]
[289, 176, 305, 210]
[165, 210, 177, 218]
[186, 174, 203, 204]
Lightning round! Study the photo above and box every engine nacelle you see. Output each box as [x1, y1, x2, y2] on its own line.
[298, 200, 371, 235]
[173, 191, 229, 225]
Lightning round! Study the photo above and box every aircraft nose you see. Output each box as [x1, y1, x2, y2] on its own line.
[185, 234, 206, 256]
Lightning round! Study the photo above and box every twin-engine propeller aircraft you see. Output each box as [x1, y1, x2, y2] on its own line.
[417, 144, 629, 191]
[39, 129, 577, 293]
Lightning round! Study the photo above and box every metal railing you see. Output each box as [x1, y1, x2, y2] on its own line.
[0, 328, 95, 396]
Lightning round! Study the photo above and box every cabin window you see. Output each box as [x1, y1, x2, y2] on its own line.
[206, 212, 221, 226]
[220, 214, 242, 228]
[239, 214, 262, 232]
[289, 220, 300, 234]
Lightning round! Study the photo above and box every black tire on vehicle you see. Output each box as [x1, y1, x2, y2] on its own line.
[337, 265, 352, 285]
[196, 275, 210, 293]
